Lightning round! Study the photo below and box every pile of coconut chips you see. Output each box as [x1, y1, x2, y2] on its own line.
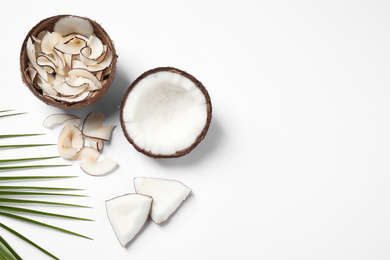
[43, 112, 117, 176]
[24, 16, 113, 104]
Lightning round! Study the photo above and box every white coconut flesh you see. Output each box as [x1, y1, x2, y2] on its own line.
[25, 16, 112, 103]
[133, 177, 192, 224]
[122, 71, 208, 156]
[106, 194, 152, 247]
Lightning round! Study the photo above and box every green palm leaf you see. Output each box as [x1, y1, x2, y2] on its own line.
[0, 212, 92, 240]
[0, 113, 26, 118]
[0, 205, 93, 221]
[0, 110, 92, 259]
[0, 144, 55, 149]
[0, 191, 86, 197]
[0, 236, 21, 260]
[0, 223, 58, 260]
[0, 156, 60, 164]
[0, 134, 44, 139]
[0, 185, 82, 191]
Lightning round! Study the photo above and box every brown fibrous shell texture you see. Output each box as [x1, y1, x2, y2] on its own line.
[120, 67, 212, 159]
[20, 14, 117, 109]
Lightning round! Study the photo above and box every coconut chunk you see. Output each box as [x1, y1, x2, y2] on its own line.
[106, 194, 152, 247]
[134, 177, 192, 224]
[53, 16, 94, 37]
[57, 125, 84, 159]
[82, 111, 113, 141]
[43, 113, 80, 128]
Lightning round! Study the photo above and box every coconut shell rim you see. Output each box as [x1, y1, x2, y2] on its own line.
[120, 66, 212, 159]
[19, 14, 117, 109]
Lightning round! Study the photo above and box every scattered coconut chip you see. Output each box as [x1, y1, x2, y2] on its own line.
[82, 111, 113, 141]
[43, 113, 80, 128]
[57, 124, 84, 159]
[72, 146, 100, 161]
[133, 177, 192, 224]
[80, 156, 118, 176]
[89, 138, 104, 152]
[64, 117, 82, 127]
[106, 194, 153, 247]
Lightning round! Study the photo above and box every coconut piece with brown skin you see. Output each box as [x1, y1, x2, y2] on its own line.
[106, 194, 153, 247]
[20, 15, 117, 109]
[120, 67, 212, 158]
[133, 177, 192, 224]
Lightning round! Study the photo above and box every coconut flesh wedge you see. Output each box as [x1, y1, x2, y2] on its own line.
[120, 67, 212, 158]
[20, 15, 117, 109]
[134, 177, 192, 224]
[106, 194, 153, 247]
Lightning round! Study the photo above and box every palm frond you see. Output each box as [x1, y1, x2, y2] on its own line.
[0, 212, 92, 240]
[0, 191, 86, 197]
[0, 156, 60, 164]
[0, 176, 77, 181]
[0, 186, 82, 191]
[0, 144, 55, 149]
[0, 198, 90, 208]
[0, 113, 26, 118]
[0, 206, 93, 221]
[0, 134, 44, 139]
[0, 164, 70, 171]
[0, 110, 92, 259]
[0, 223, 59, 260]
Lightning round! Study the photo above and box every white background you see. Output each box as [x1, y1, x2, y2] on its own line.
[1, 0, 390, 259]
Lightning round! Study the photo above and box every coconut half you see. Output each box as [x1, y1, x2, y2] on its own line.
[120, 67, 212, 158]
[20, 15, 117, 109]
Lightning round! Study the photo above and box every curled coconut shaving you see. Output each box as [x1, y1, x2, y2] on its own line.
[25, 19, 113, 103]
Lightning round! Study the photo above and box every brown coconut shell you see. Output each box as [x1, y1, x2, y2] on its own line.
[120, 67, 212, 158]
[20, 14, 117, 109]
